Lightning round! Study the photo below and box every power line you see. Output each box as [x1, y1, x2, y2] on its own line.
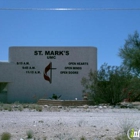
[0, 8, 140, 11]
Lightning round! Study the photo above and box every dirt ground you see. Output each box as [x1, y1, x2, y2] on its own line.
[0, 107, 140, 140]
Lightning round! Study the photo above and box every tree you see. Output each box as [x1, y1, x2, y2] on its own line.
[123, 77, 140, 101]
[119, 31, 140, 76]
[81, 63, 132, 105]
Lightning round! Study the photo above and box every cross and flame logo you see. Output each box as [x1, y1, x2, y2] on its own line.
[43, 62, 56, 84]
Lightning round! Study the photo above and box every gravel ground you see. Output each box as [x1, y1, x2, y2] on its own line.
[0, 108, 140, 140]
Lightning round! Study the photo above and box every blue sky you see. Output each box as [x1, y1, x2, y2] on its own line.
[0, 0, 140, 69]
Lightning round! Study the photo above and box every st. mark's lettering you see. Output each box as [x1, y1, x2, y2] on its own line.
[45, 51, 69, 56]
[34, 50, 69, 56]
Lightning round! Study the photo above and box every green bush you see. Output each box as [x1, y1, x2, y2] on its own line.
[123, 77, 140, 101]
[81, 63, 133, 105]
[115, 134, 129, 140]
[29, 104, 36, 110]
[1, 132, 11, 140]
[35, 105, 43, 112]
[3, 104, 12, 111]
[18, 106, 23, 111]
[50, 94, 61, 100]
[26, 130, 34, 139]
[22, 104, 29, 108]
[80, 136, 86, 140]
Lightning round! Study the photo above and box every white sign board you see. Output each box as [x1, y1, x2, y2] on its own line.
[1, 46, 97, 102]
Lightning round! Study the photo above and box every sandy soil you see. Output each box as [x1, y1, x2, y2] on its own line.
[0, 108, 140, 140]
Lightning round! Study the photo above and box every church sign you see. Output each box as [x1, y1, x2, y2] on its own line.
[0, 46, 97, 102]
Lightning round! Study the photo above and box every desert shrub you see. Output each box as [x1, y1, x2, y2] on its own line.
[35, 105, 43, 112]
[13, 101, 20, 105]
[0, 102, 3, 107]
[26, 130, 34, 139]
[28, 104, 42, 111]
[50, 94, 61, 100]
[42, 136, 47, 140]
[115, 134, 129, 140]
[81, 63, 133, 105]
[118, 117, 135, 135]
[18, 106, 23, 111]
[3, 104, 12, 111]
[22, 104, 29, 108]
[7, 106, 12, 111]
[123, 77, 140, 101]
[29, 104, 36, 110]
[0, 106, 3, 111]
[0, 102, 3, 111]
[80, 136, 86, 140]
[1, 132, 11, 140]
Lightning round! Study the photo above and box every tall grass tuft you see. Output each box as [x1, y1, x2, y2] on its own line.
[1, 132, 11, 140]
[35, 105, 43, 112]
[26, 130, 34, 139]
[80, 136, 86, 140]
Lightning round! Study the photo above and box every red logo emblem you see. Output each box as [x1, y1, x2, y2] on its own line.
[44, 62, 56, 83]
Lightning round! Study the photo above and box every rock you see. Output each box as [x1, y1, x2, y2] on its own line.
[98, 106, 103, 109]
[70, 106, 75, 108]
[86, 109, 91, 112]
[83, 105, 89, 109]
[132, 102, 140, 105]
[44, 105, 49, 108]
[127, 104, 134, 108]
[100, 134, 106, 138]
[108, 106, 114, 109]
[103, 106, 107, 108]
[13, 105, 19, 108]
[135, 105, 140, 110]
[77, 106, 84, 109]
[88, 106, 94, 109]
[114, 105, 120, 109]
[58, 106, 63, 109]
[93, 105, 98, 108]
[95, 108, 100, 112]
[120, 104, 128, 108]
[119, 102, 135, 108]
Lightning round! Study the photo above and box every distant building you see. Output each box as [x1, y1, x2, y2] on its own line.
[0, 46, 97, 103]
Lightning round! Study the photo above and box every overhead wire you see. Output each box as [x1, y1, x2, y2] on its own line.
[0, 8, 140, 11]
